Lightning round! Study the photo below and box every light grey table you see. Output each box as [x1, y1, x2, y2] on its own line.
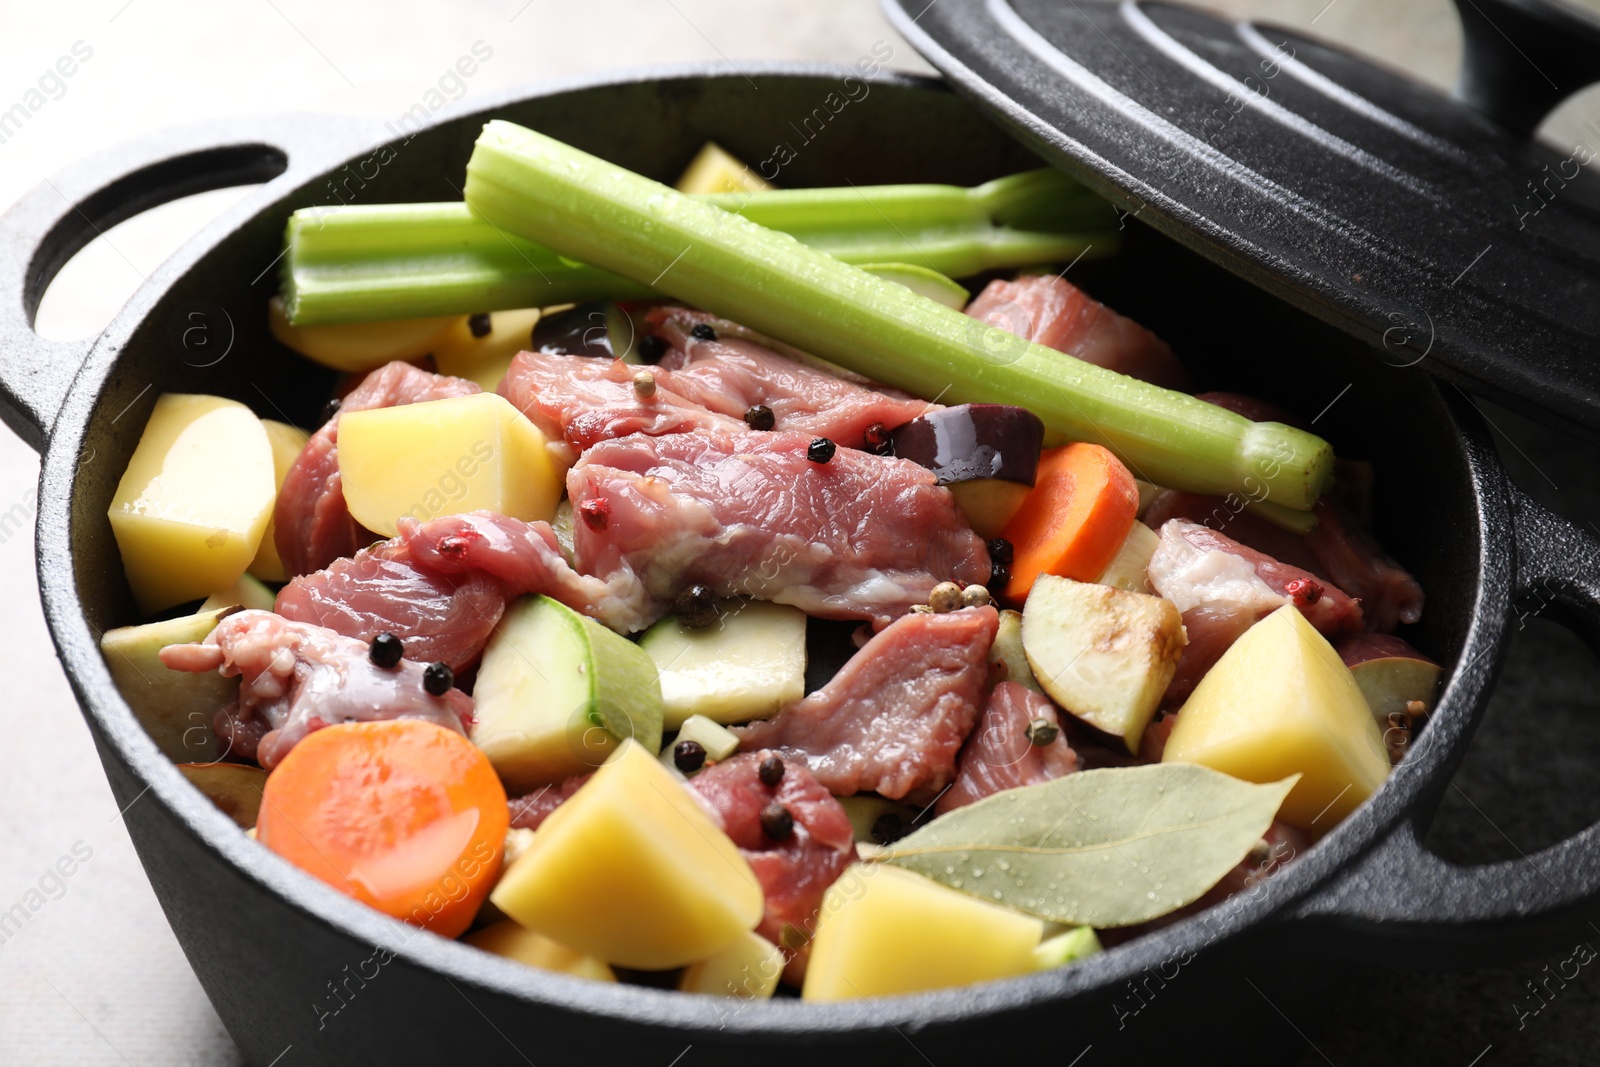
[1, 1, 1597, 1063]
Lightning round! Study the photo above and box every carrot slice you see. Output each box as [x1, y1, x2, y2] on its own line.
[1000, 442, 1139, 602]
[258, 720, 509, 939]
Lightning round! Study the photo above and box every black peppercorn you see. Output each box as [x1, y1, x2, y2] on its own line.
[807, 437, 836, 464]
[989, 562, 1011, 590]
[674, 584, 718, 628]
[637, 335, 668, 363]
[320, 397, 342, 423]
[690, 323, 717, 342]
[760, 803, 794, 841]
[423, 661, 454, 696]
[467, 312, 492, 338]
[871, 813, 908, 845]
[758, 755, 785, 788]
[986, 537, 1014, 566]
[368, 632, 403, 669]
[743, 404, 775, 431]
[673, 740, 707, 773]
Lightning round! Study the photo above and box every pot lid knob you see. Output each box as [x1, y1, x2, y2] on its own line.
[1452, 0, 1600, 135]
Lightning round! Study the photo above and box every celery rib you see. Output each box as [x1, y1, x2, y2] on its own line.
[280, 169, 1117, 325]
[462, 120, 1333, 510]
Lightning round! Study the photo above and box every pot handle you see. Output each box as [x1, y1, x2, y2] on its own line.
[1450, 0, 1600, 135]
[1285, 487, 1600, 967]
[0, 115, 372, 453]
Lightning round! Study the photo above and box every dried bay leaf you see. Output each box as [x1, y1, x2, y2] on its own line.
[878, 764, 1297, 927]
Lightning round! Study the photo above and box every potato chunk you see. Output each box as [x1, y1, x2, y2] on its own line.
[1164, 604, 1390, 830]
[803, 864, 1043, 1001]
[489, 741, 762, 969]
[247, 418, 309, 582]
[1021, 574, 1185, 752]
[108, 393, 276, 614]
[678, 930, 784, 998]
[465, 921, 616, 983]
[338, 392, 563, 537]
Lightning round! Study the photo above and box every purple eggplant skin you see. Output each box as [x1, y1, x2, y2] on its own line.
[888, 403, 1045, 486]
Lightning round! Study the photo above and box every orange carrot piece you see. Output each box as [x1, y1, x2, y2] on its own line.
[1000, 442, 1138, 602]
[258, 720, 509, 939]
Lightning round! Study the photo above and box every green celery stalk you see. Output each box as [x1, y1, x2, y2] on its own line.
[463, 120, 1333, 509]
[280, 169, 1115, 325]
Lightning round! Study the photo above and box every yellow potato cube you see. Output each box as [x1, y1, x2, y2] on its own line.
[433, 308, 541, 391]
[247, 419, 309, 583]
[1164, 604, 1390, 830]
[489, 740, 763, 970]
[465, 921, 616, 983]
[268, 296, 459, 373]
[678, 929, 785, 999]
[675, 142, 774, 194]
[337, 392, 563, 538]
[108, 394, 276, 614]
[802, 864, 1044, 1001]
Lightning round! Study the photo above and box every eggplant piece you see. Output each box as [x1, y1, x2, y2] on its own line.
[529, 300, 643, 361]
[1335, 633, 1443, 735]
[889, 403, 1044, 538]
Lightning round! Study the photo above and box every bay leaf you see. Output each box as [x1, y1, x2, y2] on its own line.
[877, 764, 1297, 927]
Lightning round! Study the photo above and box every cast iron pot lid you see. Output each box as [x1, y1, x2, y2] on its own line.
[885, 0, 1600, 433]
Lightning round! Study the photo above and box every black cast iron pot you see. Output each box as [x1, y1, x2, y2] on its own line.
[4, 64, 1600, 1066]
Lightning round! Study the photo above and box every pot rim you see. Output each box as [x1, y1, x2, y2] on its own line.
[27, 61, 1513, 1038]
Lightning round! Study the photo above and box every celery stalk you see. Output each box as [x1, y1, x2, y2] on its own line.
[280, 169, 1115, 325]
[463, 120, 1333, 509]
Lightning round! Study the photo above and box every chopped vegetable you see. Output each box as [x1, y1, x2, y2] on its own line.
[108, 393, 276, 614]
[281, 168, 1116, 324]
[177, 763, 267, 829]
[1163, 603, 1390, 830]
[489, 740, 763, 969]
[431, 307, 541, 390]
[1336, 633, 1444, 738]
[674, 141, 773, 195]
[465, 921, 617, 983]
[889, 402, 1046, 540]
[101, 608, 232, 763]
[677, 929, 784, 999]
[267, 295, 457, 371]
[1021, 574, 1185, 753]
[837, 795, 918, 845]
[986, 608, 1040, 693]
[256, 719, 509, 939]
[672, 715, 741, 763]
[1094, 520, 1159, 594]
[461, 121, 1333, 509]
[802, 863, 1044, 1001]
[1032, 926, 1102, 970]
[197, 572, 276, 613]
[1000, 443, 1140, 602]
[247, 418, 310, 582]
[472, 595, 664, 792]
[336, 393, 564, 537]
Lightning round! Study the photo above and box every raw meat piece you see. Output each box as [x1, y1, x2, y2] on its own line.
[735, 606, 998, 805]
[159, 610, 470, 770]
